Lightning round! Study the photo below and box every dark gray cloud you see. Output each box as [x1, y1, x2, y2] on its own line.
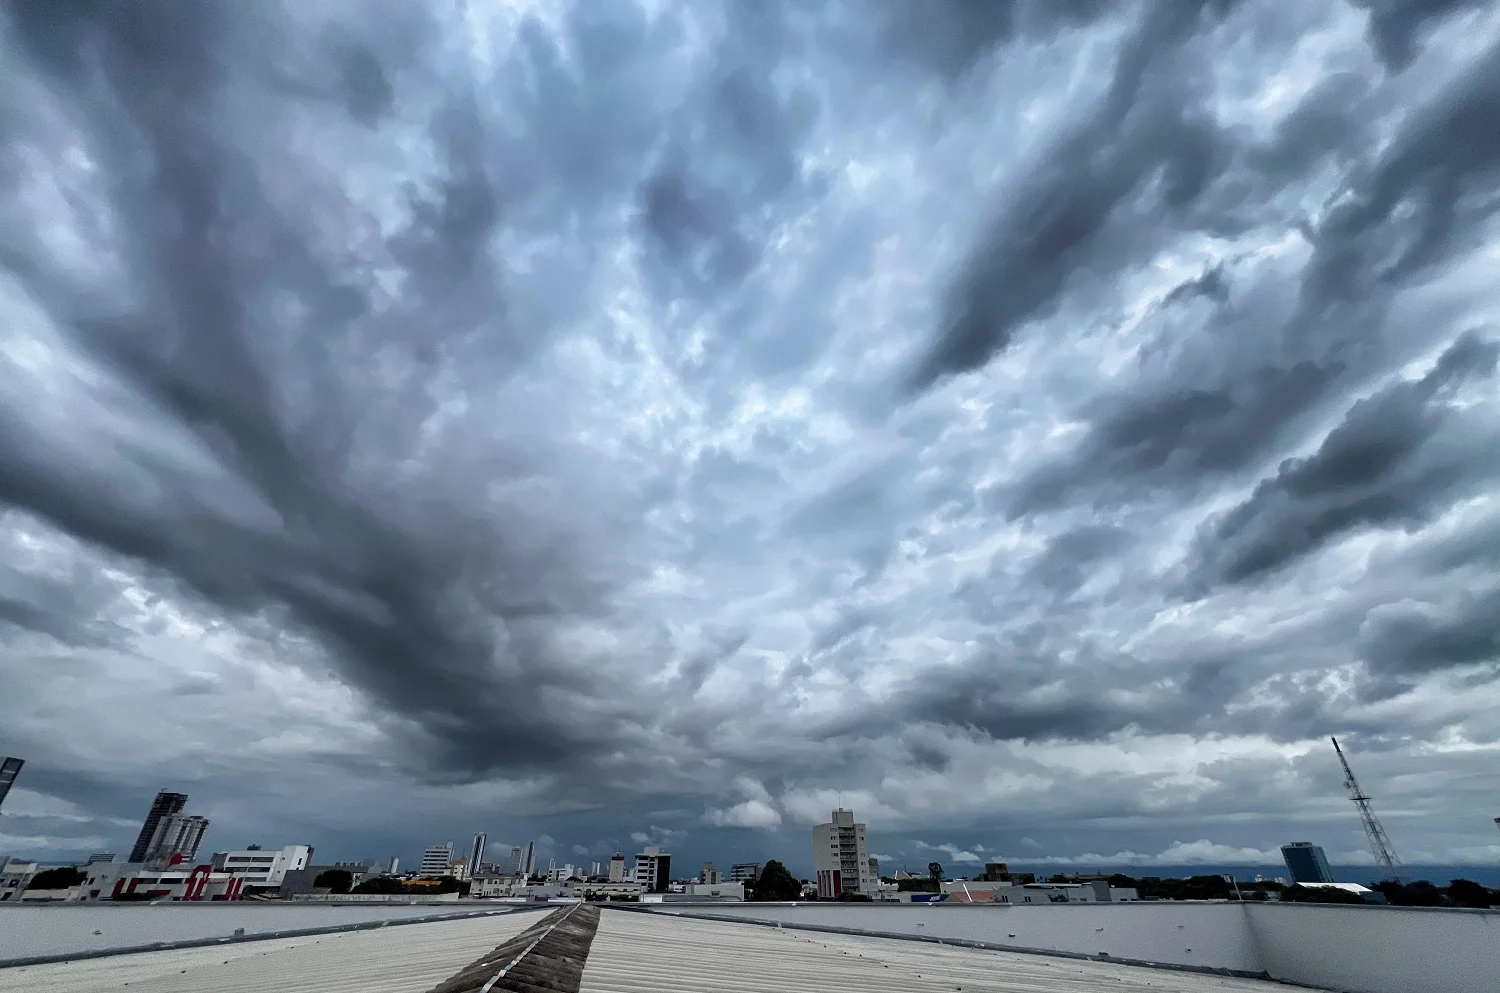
[2, 0, 1499, 872]
[1185, 331, 1500, 590]
[1351, 0, 1489, 70]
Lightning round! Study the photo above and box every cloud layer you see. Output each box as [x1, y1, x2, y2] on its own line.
[1, 0, 1498, 873]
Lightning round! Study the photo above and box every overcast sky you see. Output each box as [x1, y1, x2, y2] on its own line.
[2, 0, 1499, 878]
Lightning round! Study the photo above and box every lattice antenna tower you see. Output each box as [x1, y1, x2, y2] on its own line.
[1331, 737, 1402, 879]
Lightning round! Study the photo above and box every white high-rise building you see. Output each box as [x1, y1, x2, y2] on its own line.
[701, 862, 722, 884]
[469, 833, 486, 877]
[607, 853, 626, 882]
[510, 842, 536, 877]
[144, 814, 211, 867]
[420, 842, 455, 877]
[812, 808, 874, 898]
[633, 846, 671, 893]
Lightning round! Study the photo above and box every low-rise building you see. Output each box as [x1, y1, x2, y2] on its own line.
[212, 845, 311, 887]
[74, 862, 245, 901]
[0, 860, 38, 902]
[729, 862, 760, 883]
[935, 880, 1139, 904]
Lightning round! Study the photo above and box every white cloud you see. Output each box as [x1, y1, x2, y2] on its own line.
[993, 840, 1284, 866]
[572, 844, 590, 856]
[703, 799, 782, 830]
[913, 841, 982, 863]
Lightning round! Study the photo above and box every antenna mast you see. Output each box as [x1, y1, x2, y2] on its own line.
[1331, 737, 1402, 879]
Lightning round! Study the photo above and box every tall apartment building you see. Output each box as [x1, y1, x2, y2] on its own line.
[469, 833, 486, 877]
[420, 842, 455, 877]
[607, 853, 627, 882]
[144, 813, 210, 867]
[1281, 842, 1335, 884]
[128, 791, 188, 864]
[812, 808, 875, 898]
[701, 862, 722, 884]
[509, 842, 536, 877]
[634, 846, 671, 893]
[0, 757, 23, 813]
[728, 863, 760, 883]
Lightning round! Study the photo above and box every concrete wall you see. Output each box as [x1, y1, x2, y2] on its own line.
[0, 903, 523, 962]
[659, 901, 1500, 993]
[665, 902, 1264, 974]
[1245, 903, 1499, 993]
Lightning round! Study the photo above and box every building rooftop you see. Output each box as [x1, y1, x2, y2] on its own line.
[0, 908, 550, 993]
[579, 908, 1287, 993]
[1, 903, 1295, 993]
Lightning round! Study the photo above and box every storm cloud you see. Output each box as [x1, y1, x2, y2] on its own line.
[1, 0, 1498, 874]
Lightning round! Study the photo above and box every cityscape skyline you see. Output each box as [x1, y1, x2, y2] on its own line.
[2, 0, 1499, 879]
[3, 763, 1497, 886]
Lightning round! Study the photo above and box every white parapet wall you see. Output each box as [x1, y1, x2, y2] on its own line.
[649, 901, 1500, 993]
[1244, 903, 1499, 993]
[657, 902, 1265, 974]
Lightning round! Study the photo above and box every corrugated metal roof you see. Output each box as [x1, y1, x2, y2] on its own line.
[430, 903, 600, 992]
[0, 908, 551, 993]
[579, 909, 1293, 992]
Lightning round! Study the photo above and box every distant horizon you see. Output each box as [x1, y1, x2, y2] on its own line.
[3, 0, 1499, 880]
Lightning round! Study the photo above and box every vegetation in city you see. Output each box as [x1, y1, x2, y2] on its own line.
[1374, 878, 1498, 908]
[748, 859, 801, 901]
[24, 866, 87, 890]
[927, 861, 943, 883]
[346, 873, 468, 896]
[313, 868, 353, 894]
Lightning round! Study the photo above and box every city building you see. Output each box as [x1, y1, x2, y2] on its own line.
[420, 842, 455, 877]
[211, 845, 311, 887]
[389, 856, 400, 874]
[0, 860, 37, 902]
[591, 861, 603, 877]
[608, 853, 627, 882]
[469, 833, 486, 877]
[812, 807, 875, 898]
[728, 863, 760, 883]
[74, 862, 245, 902]
[1281, 842, 1335, 884]
[634, 846, 672, 893]
[510, 841, 535, 877]
[931, 880, 1140, 904]
[0, 756, 23, 813]
[143, 813, 210, 868]
[86, 853, 116, 865]
[701, 862, 722, 884]
[128, 791, 188, 864]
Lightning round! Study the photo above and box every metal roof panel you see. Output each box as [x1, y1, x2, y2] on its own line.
[0, 908, 551, 993]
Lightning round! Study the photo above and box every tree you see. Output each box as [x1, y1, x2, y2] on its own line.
[25, 867, 86, 890]
[927, 862, 943, 883]
[1446, 879, 1495, 910]
[352, 875, 408, 895]
[751, 860, 801, 901]
[314, 869, 353, 894]
[1374, 880, 1446, 907]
